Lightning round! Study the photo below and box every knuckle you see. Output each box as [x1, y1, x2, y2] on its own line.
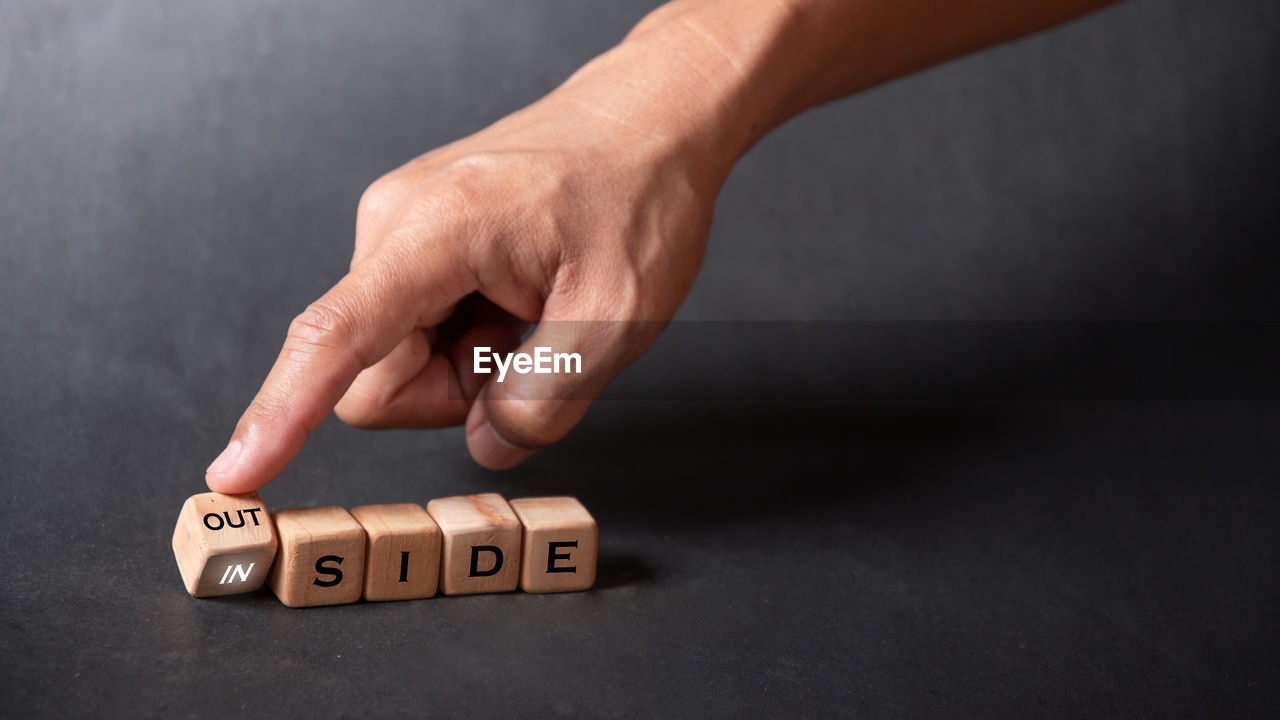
[589, 272, 667, 357]
[434, 157, 505, 216]
[358, 169, 417, 219]
[287, 301, 357, 352]
[414, 183, 472, 227]
[434, 151, 549, 218]
[387, 180, 473, 243]
[444, 150, 515, 180]
[608, 269, 646, 320]
[580, 263, 646, 322]
[357, 175, 401, 221]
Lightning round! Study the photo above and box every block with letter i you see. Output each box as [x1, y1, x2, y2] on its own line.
[172, 492, 278, 597]
[510, 497, 597, 593]
[350, 503, 441, 602]
[426, 493, 522, 595]
[267, 506, 366, 608]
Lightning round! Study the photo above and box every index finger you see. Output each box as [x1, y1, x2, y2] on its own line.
[205, 240, 471, 493]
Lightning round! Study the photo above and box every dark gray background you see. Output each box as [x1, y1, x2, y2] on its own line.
[2, 1, 1278, 717]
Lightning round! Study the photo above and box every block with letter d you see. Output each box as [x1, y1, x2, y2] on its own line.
[172, 492, 277, 597]
[426, 493, 522, 595]
[267, 506, 366, 608]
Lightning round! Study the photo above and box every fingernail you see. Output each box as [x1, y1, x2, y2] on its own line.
[206, 439, 243, 477]
[467, 421, 535, 470]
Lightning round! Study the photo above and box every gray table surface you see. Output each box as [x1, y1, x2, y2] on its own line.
[2, 1, 1278, 717]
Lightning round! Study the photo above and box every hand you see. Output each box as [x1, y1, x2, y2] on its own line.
[205, 35, 735, 492]
[205, 0, 1119, 492]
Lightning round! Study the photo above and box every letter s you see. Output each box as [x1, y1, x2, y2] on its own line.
[314, 555, 344, 587]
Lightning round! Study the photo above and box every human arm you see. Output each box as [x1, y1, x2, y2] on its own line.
[206, 0, 1119, 491]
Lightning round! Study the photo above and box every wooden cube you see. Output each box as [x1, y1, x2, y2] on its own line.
[349, 503, 442, 602]
[172, 492, 277, 598]
[509, 497, 598, 593]
[426, 493, 521, 595]
[267, 506, 366, 608]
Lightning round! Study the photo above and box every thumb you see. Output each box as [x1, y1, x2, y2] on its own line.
[464, 310, 662, 469]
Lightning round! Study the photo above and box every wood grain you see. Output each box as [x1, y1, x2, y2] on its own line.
[171, 491, 277, 598]
[349, 503, 441, 602]
[509, 497, 598, 593]
[267, 506, 366, 608]
[426, 493, 522, 595]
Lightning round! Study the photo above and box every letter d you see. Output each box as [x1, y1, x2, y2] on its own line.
[469, 546, 503, 577]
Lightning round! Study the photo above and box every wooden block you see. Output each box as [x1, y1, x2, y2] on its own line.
[349, 503, 441, 602]
[267, 506, 366, 608]
[172, 492, 277, 598]
[426, 493, 521, 595]
[509, 497, 598, 593]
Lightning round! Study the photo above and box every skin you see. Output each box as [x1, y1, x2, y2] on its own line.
[207, 0, 1119, 492]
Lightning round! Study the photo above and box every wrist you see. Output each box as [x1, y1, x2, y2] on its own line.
[552, 0, 808, 186]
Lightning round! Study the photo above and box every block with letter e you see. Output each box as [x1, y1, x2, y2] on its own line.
[172, 492, 277, 598]
[267, 506, 366, 608]
[426, 493, 521, 595]
[510, 497, 597, 593]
